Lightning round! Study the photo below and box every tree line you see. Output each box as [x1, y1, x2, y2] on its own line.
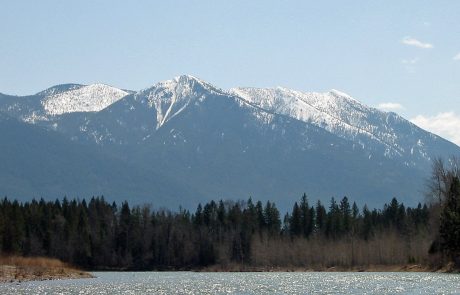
[427, 157, 460, 268]
[0, 157, 458, 270]
[0, 194, 436, 270]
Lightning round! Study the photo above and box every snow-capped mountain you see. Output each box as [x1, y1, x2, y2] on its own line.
[0, 75, 459, 209]
[36, 83, 84, 97]
[231, 86, 442, 166]
[231, 87, 388, 143]
[42, 83, 129, 115]
[0, 83, 130, 124]
[141, 75, 225, 129]
[57, 75, 234, 145]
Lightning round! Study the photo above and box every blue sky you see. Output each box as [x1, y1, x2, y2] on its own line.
[1, 1, 459, 144]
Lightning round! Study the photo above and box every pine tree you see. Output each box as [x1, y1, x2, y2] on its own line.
[340, 197, 351, 233]
[117, 202, 131, 260]
[193, 204, 203, 226]
[361, 205, 373, 240]
[440, 176, 460, 262]
[73, 206, 91, 267]
[264, 201, 281, 235]
[315, 200, 326, 233]
[300, 194, 312, 238]
[352, 202, 359, 220]
[289, 202, 302, 237]
[255, 201, 265, 231]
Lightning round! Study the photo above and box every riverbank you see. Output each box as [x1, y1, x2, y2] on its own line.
[83, 261, 459, 273]
[2, 257, 455, 281]
[199, 263, 458, 273]
[0, 256, 93, 283]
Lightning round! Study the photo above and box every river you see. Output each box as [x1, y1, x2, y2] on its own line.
[1, 271, 459, 294]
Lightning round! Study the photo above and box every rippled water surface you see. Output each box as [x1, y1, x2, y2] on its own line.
[1, 272, 459, 294]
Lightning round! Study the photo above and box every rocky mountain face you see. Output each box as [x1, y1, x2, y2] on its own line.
[0, 75, 458, 210]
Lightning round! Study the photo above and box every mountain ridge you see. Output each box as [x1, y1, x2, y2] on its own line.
[0, 75, 459, 209]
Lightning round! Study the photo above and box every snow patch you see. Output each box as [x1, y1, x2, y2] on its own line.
[140, 75, 222, 129]
[231, 86, 409, 159]
[43, 84, 128, 115]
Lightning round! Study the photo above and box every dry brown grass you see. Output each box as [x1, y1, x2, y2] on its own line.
[0, 256, 68, 269]
[249, 232, 433, 271]
[0, 256, 93, 282]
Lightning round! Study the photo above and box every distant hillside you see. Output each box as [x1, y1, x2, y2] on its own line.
[0, 75, 459, 209]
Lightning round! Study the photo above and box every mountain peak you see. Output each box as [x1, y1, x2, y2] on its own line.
[329, 89, 362, 104]
[230, 86, 405, 152]
[42, 83, 129, 115]
[173, 74, 204, 84]
[36, 84, 83, 97]
[169, 74, 221, 93]
[330, 89, 352, 98]
[136, 75, 224, 129]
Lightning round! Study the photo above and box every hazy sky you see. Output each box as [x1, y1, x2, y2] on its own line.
[1, 1, 459, 144]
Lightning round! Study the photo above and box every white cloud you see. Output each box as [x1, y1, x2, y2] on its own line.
[377, 102, 405, 111]
[401, 37, 433, 49]
[411, 112, 460, 146]
[454, 52, 460, 61]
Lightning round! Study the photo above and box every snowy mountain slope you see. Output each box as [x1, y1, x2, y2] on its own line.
[1, 75, 460, 209]
[230, 87, 384, 139]
[57, 75, 233, 146]
[36, 83, 84, 97]
[231, 87, 449, 166]
[44, 75, 457, 208]
[131, 83, 426, 209]
[140, 75, 225, 129]
[42, 83, 129, 115]
[0, 83, 130, 125]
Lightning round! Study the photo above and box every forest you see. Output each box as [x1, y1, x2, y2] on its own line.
[0, 158, 458, 271]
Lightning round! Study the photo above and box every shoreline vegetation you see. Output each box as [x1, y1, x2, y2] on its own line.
[0, 256, 93, 282]
[0, 195, 438, 272]
[0, 158, 458, 280]
[0, 260, 456, 284]
[0, 193, 457, 280]
[198, 263, 448, 272]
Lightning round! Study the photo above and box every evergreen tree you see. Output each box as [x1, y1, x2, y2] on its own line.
[362, 205, 373, 240]
[255, 201, 265, 230]
[289, 202, 302, 237]
[440, 176, 460, 262]
[117, 201, 131, 261]
[73, 206, 91, 267]
[300, 194, 313, 238]
[352, 202, 359, 220]
[340, 197, 351, 233]
[315, 200, 326, 233]
[264, 201, 281, 235]
[0, 195, 437, 270]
